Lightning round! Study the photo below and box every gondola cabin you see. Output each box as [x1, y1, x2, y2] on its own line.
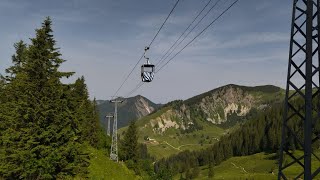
[141, 64, 155, 82]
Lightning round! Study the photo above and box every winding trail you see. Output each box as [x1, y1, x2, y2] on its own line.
[161, 141, 213, 151]
[163, 141, 180, 150]
[231, 162, 248, 173]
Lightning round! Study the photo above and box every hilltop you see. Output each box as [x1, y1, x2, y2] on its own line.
[97, 95, 162, 129]
[120, 84, 285, 159]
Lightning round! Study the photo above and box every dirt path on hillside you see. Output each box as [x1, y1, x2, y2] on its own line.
[177, 144, 211, 150]
[161, 141, 212, 151]
[163, 141, 180, 151]
[231, 162, 248, 173]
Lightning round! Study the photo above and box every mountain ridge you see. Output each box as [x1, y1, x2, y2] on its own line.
[97, 95, 162, 130]
[119, 84, 285, 159]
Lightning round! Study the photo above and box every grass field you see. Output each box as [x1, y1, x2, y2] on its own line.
[194, 153, 277, 180]
[137, 120, 226, 159]
[87, 146, 138, 180]
[174, 151, 320, 180]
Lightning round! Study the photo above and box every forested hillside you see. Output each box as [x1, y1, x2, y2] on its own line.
[154, 97, 320, 179]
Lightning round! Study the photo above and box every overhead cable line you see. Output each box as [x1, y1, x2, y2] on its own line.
[111, 0, 181, 98]
[154, 0, 213, 66]
[156, 0, 223, 68]
[124, 0, 240, 97]
[112, 52, 145, 99]
[124, 82, 144, 98]
[148, 0, 181, 47]
[156, 0, 239, 73]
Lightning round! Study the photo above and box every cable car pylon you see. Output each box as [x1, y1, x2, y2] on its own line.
[105, 113, 113, 136]
[278, 0, 320, 179]
[109, 98, 123, 162]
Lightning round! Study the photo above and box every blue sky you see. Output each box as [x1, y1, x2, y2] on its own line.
[0, 0, 292, 103]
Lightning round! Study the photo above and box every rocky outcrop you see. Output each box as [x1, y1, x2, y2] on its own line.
[195, 86, 255, 124]
[144, 85, 281, 134]
[135, 96, 156, 118]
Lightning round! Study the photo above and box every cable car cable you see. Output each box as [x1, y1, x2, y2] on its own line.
[156, 0, 239, 73]
[123, 0, 239, 97]
[141, 0, 181, 83]
[154, 0, 213, 67]
[112, 52, 145, 98]
[124, 82, 144, 98]
[111, 0, 181, 98]
[148, 0, 181, 48]
[156, 0, 223, 68]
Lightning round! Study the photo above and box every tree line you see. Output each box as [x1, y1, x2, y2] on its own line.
[154, 97, 320, 178]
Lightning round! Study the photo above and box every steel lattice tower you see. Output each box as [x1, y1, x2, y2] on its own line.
[110, 99, 123, 162]
[279, 0, 320, 179]
[105, 113, 113, 136]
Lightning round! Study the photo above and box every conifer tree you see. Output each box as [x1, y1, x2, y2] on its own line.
[0, 17, 87, 179]
[3, 40, 27, 84]
[69, 77, 104, 148]
[122, 120, 138, 161]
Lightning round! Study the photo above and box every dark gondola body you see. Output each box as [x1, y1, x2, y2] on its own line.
[141, 64, 155, 82]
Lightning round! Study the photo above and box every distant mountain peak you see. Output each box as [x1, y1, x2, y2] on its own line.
[97, 95, 162, 130]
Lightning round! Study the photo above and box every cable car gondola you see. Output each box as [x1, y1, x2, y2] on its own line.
[141, 47, 155, 82]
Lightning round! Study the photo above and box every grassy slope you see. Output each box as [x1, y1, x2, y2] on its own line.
[87, 146, 138, 180]
[174, 151, 320, 180]
[194, 153, 277, 180]
[119, 86, 285, 160]
[120, 113, 225, 159]
[145, 123, 225, 159]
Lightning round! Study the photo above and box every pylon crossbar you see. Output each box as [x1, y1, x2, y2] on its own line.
[291, 56, 305, 71]
[281, 155, 304, 170]
[286, 150, 305, 168]
[285, 125, 305, 148]
[292, 44, 306, 56]
[288, 82, 306, 98]
[288, 85, 305, 99]
[311, 151, 320, 161]
[312, 167, 320, 178]
[295, 171, 305, 179]
[288, 103, 305, 120]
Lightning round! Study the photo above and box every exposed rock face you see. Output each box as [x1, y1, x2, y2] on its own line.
[135, 96, 156, 118]
[144, 85, 282, 134]
[150, 109, 185, 134]
[196, 86, 254, 124]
